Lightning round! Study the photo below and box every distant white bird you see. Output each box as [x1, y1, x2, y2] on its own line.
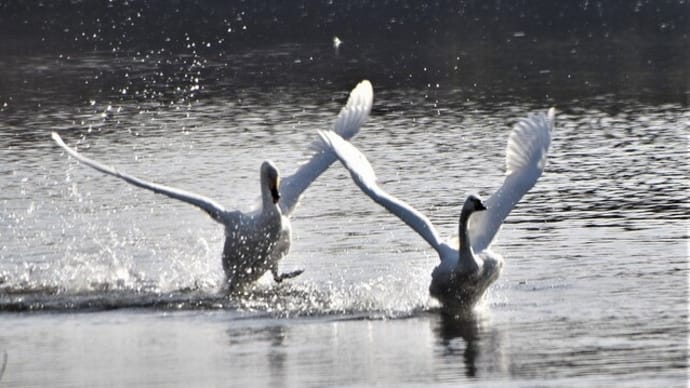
[318, 108, 554, 310]
[333, 36, 343, 55]
[52, 80, 374, 292]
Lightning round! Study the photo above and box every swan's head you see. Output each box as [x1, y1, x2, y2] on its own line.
[260, 160, 281, 204]
[456, 194, 487, 252]
[463, 194, 487, 213]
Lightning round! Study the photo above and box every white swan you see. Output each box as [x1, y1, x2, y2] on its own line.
[318, 108, 554, 310]
[52, 80, 374, 292]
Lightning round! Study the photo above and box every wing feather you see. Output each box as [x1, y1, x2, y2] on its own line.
[51, 132, 228, 223]
[318, 130, 444, 253]
[279, 80, 373, 216]
[468, 108, 555, 252]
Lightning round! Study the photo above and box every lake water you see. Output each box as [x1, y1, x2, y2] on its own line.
[0, 2, 688, 387]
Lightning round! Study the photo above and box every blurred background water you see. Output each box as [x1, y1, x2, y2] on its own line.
[0, 1, 688, 386]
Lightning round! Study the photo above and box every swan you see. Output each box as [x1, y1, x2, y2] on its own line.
[52, 80, 373, 292]
[318, 108, 554, 310]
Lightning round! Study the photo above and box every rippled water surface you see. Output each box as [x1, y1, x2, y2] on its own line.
[1, 2, 688, 387]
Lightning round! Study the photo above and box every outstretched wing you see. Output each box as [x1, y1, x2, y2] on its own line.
[318, 130, 445, 253]
[51, 132, 228, 223]
[468, 108, 555, 252]
[279, 80, 373, 216]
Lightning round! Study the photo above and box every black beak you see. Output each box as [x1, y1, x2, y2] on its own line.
[478, 201, 487, 211]
[271, 186, 280, 204]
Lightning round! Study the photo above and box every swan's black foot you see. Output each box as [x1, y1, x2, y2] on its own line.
[273, 269, 304, 283]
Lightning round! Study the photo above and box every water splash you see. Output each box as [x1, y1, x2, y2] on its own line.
[0, 264, 434, 318]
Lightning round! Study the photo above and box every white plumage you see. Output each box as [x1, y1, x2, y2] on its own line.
[52, 80, 373, 292]
[318, 108, 554, 310]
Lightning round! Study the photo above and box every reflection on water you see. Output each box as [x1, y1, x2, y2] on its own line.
[0, 351, 7, 383]
[0, 1, 688, 386]
[0, 84, 687, 385]
[435, 312, 485, 378]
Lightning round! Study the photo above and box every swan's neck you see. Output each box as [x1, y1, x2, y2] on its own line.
[260, 176, 278, 215]
[260, 184, 273, 210]
[458, 203, 475, 257]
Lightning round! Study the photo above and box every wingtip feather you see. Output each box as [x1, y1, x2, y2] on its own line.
[332, 80, 373, 139]
[505, 108, 554, 176]
[51, 131, 65, 146]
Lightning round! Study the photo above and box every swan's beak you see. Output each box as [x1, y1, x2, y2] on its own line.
[270, 179, 281, 204]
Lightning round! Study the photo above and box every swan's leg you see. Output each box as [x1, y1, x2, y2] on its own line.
[272, 268, 304, 283]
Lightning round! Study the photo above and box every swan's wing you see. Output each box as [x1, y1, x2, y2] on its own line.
[318, 130, 445, 253]
[468, 108, 555, 252]
[51, 132, 228, 223]
[279, 80, 373, 216]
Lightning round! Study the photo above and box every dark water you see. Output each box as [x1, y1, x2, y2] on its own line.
[0, 1, 688, 386]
